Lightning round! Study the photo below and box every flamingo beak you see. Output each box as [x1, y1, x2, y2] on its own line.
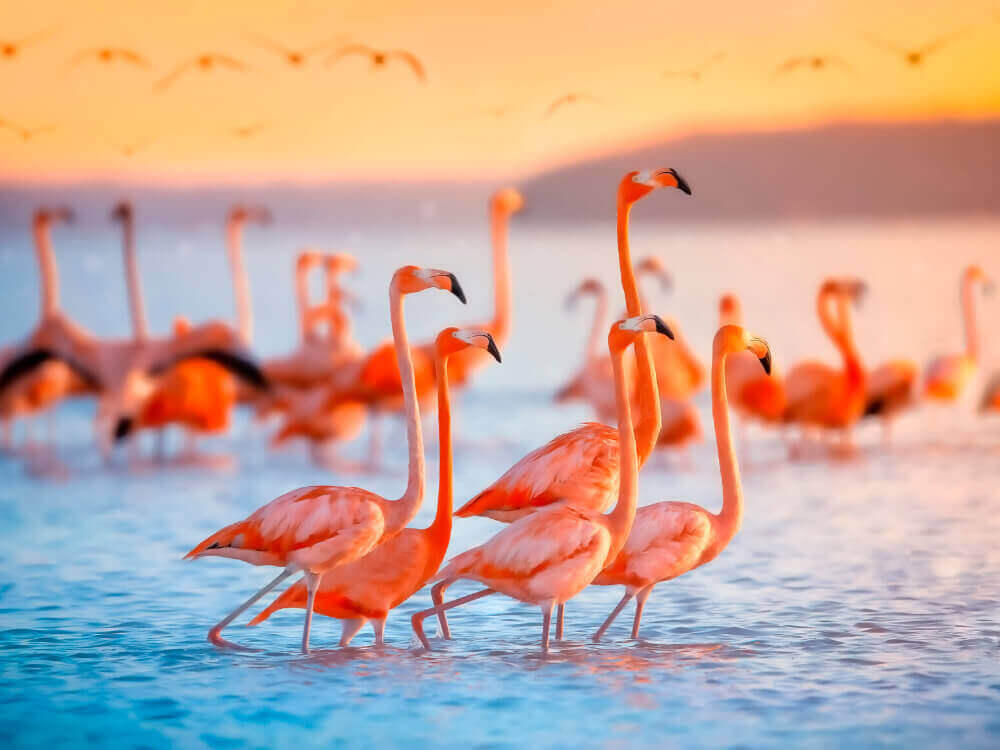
[652, 315, 675, 340]
[653, 168, 691, 195]
[446, 273, 466, 304]
[759, 350, 772, 375]
[484, 334, 502, 363]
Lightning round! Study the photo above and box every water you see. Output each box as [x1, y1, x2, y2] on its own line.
[1, 217, 999, 748]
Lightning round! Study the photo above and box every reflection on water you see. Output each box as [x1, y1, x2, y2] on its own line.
[1, 219, 999, 747]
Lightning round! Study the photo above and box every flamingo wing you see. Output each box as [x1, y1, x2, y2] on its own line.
[327, 44, 375, 65]
[0, 347, 101, 393]
[456, 422, 619, 519]
[154, 59, 193, 90]
[213, 54, 249, 71]
[389, 50, 425, 80]
[119, 49, 150, 67]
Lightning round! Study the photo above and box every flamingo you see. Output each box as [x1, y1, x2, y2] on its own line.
[154, 53, 250, 91]
[774, 55, 852, 75]
[245, 35, 340, 67]
[923, 265, 992, 403]
[1, 28, 56, 60]
[411, 314, 674, 654]
[864, 31, 966, 67]
[248, 327, 501, 646]
[326, 44, 425, 81]
[719, 293, 786, 424]
[663, 53, 725, 82]
[591, 325, 771, 642]
[783, 278, 867, 456]
[184, 265, 466, 652]
[68, 47, 150, 67]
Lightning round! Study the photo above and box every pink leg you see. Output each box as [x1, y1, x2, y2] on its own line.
[372, 617, 386, 647]
[431, 580, 452, 638]
[540, 602, 555, 654]
[555, 603, 565, 640]
[411, 588, 495, 650]
[592, 591, 634, 643]
[301, 571, 322, 654]
[339, 618, 365, 647]
[631, 585, 654, 639]
[208, 568, 294, 650]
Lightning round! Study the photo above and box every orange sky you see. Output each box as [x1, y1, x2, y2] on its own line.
[2, 0, 999, 182]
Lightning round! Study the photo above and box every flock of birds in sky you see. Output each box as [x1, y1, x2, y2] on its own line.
[0, 22, 991, 150]
[0, 169, 996, 653]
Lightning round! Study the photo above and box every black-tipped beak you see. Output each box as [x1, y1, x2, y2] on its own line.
[652, 315, 675, 340]
[759, 350, 772, 376]
[447, 273, 467, 304]
[114, 416, 134, 442]
[671, 169, 692, 196]
[485, 334, 502, 363]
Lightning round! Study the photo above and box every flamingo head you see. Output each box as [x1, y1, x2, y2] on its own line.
[635, 255, 672, 292]
[296, 249, 323, 272]
[324, 252, 359, 276]
[436, 327, 501, 363]
[965, 264, 993, 294]
[110, 201, 133, 222]
[716, 324, 772, 375]
[609, 314, 674, 352]
[394, 265, 466, 303]
[228, 204, 272, 225]
[565, 277, 604, 309]
[492, 188, 525, 216]
[719, 293, 743, 326]
[34, 205, 75, 228]
[837, 278, 868, 306]
[620, 168, 692, 204]
[171, 316, 192, 336]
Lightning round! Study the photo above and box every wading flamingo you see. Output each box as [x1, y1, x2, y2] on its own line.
[184, 265, 466, 652]
[412, 315, 674, 653]
[249, 327, 501, 646]
[923, 265, 993, 403]
[783, 278, 867, 456]
[592, 325, 771, 641]
[719, 293, 785, 424]
[447, 188, 523, 387]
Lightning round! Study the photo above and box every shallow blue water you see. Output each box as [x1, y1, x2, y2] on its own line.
[1, 218, 999, 747]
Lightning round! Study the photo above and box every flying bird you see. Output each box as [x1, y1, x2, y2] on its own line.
[326, 44, 425, 81]
[68, 47, 150, 68]
[230, 123, 266, 139]
[245, 34, 342, 67]
[1, 28, 55, 60]
[663, 52, 725, 82]
[774, 55, 852, 75]
[864, 31, 966, 66]
[154, 54, 250, 91]
[0, 120, 55, 142]
[545, 92, 603, 117]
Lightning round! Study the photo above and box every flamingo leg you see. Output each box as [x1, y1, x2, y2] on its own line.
[592, 592, 634, 643]
[411, 588, 495, 650]
[631, 585, 653, 639]
[339, 618, 365, 647]
[301, 571, 322, 653]
[541, 602, 555, 654]
[372, 617, 386, 647]
[555, 603, 565, 640]
[431, 580, 452, 638]
[208, 568, 294, 650]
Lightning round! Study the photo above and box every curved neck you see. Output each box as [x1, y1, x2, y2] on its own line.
[387, 280, 425, 529]
[226, 218, 253, 344]
[585, 287, 608, 363]
[819, 287, 861, 374]
[616, 193, 661, 466]
[487, 204, 512, 344]
[961, 275, 980, 361]
[817, 287, 841, 345]
[605, 343, 639, 560]
[428, 349, 454, 545]
[33, 220, 60, 318]
[711, 345, 742, 540]
[120, 214, 149, 341]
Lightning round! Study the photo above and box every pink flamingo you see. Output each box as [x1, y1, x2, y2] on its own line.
[924, 265, 993, 403]
[719, 293, 786, 425]
[184, 265, 465, 652]
[592, 325, 771, 641]
[248, 327, 501, 645]
[411, 315, 674, 654]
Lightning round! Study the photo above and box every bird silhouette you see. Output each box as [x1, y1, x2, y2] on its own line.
[108, 136, 156, 157]
[864, 31, 966, 66]
[663, 52, 725, 82]
[326, 44, 425, 81]
[544, 92, 603, 117]
[1, 28, 55, 60]
[230, 123, 266, 139]
[69, 47, 150, 68]
[246, 35, 343, 67]
[0, 120, 55, 142]
[774, 55, 852, 75]
[154, 54, 250, 91]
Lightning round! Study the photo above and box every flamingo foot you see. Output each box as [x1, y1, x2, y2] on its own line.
[208, 626, 256, 652]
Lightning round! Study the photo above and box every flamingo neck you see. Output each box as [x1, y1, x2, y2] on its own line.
[226, 218, 253, 344]
[605, 343, 639, 561]
[820, 288, 863, 383]
[33, 221, 60, 318]
[585, 286, 608, 363]
[711, 344, 743, 542]
[388, 280, 425, 530]
[428, 349, 453, 547]
[616, 193, 661, 466]
[120, 214, 149, 341]
[961, 275, 980, 362]
[487, 204, 512, 344]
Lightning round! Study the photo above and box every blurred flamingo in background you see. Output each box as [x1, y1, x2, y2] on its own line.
[249, 327, 501, 646]
[923, 265, 992, 404]
[783, 279, 867, 457]
[412, 315, 674, 654]
[185, 265, 467, 652]
[719, 293, 786, 426]
[592, 325, 771, 641]
[980, 374, 1000, 414]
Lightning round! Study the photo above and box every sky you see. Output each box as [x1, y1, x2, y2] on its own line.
[1, 0, 999, 182]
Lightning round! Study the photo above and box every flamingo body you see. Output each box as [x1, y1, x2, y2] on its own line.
[924, 354, 976, 401]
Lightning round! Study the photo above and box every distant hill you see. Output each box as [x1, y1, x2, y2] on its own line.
[0, 118, 996, 227]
